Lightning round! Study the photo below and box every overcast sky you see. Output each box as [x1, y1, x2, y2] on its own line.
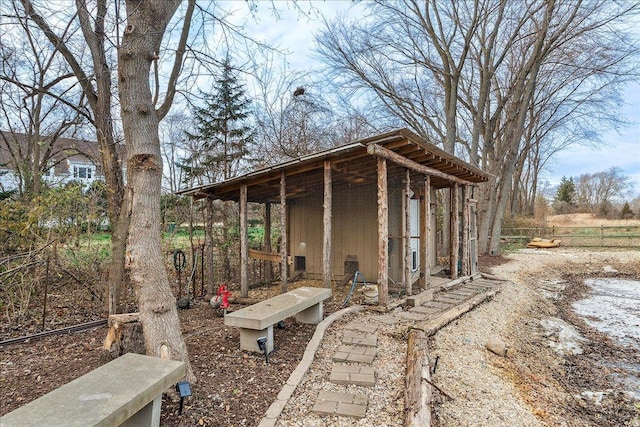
[225, 1, 640, 197]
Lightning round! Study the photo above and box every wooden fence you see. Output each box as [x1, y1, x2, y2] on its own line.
[501, 225, 640, 248]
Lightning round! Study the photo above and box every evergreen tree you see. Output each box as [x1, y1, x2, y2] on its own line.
[620, 202, 633, 219]
[182, 56, 255, 284]
[183, 56, 255, 184]
[554, 176, 576, 204]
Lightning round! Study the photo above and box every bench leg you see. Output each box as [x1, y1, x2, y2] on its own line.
[295, 301, 324, 324]
[120, 394, 161, 427]
[239, 325, 274, 354]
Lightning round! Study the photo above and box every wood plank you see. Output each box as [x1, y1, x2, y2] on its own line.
[249, 249, 281, 263]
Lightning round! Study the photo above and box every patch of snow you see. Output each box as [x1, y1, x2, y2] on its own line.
[540, 317, 589, 356]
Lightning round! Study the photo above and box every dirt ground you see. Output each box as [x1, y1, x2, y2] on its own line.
[431, 248, 640, 427]
[1, 249, 639, 426]
[0, 279, 366, 426]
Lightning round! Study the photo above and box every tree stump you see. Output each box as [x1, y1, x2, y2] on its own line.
[101, 313, 145, 362]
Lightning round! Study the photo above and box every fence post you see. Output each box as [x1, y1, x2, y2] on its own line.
[600, 225, 604, 247]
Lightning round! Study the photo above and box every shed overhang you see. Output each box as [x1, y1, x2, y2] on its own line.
[177, 128, 490, 203]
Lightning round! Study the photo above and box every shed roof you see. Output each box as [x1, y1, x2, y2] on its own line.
[178, 128, 490, 203]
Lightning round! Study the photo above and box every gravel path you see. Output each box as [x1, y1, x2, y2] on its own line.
[276, 248, 639, 426]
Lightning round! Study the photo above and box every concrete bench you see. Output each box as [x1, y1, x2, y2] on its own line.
[0, 353, 185, 427]
[225, 286, 331, 353]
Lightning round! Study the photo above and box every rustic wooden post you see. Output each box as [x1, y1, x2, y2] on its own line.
[280, 171, 288, 293]
[404, 169, 412, 296]
[449, 183, 459, 279]
[264, 203, 273, 283]
[205, 198, 215, 295]
[323, 160, 332, 289]
[469, 193, 479, 274]
[405, 328, 432, 426]
[377, 157, 389, 307]
[420, 176, 431, 290]
[462, 185, 471, 276]
[240, 184, 249, 298]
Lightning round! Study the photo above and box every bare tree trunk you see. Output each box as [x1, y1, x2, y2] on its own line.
[118, 0, 193, 381]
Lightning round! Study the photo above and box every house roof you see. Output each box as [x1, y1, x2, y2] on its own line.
[178, 128, 491, 203]
[0, 131, 104, 174]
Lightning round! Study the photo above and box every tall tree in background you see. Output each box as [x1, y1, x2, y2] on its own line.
[552, 176, 576, 213]
[0, 11, 84, 200]
[184, 56, 255, 183]
[184, 56, 255, 286]
[315, 0, 639, 255]
[575, 167, 631, 216]
[13, 0, 128, 314]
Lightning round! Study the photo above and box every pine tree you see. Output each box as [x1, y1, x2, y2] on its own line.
[183, 56, 255, 284]
[183, 56, 255, 184]
[621, 202, 633, 219]
[555, 176, 576, 204]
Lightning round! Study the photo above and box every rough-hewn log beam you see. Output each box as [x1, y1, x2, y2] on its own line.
[367, 144, 474, 186]
[420, 176, 431, 290]
[280, 171, 288, 293]
[377, 157, 389, 307]
[264, 203, 273, 282]
[323, 160, 332, 289]
[404, 328, 432, 426]
[404, 169, 412, 296]
[449, 183, 459, 279]
[240, 184, 248, 297]
[462, 185, 471, 276]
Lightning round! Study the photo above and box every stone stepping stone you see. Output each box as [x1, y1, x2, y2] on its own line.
[344, 321, 378, 333]
[342, 330, 377, 347]
[312, 390, 368, 418]
[329, 363, 375, 387]
[333, 345, 377, 364]
[375, 314, 400, 325]
[408, 305, 441, 315]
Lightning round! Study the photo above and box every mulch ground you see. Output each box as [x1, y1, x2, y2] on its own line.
[0, 253, 526, 426]
[0, 278, 365, 426]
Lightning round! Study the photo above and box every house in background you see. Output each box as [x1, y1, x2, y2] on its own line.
[0, 132, 105, 193]
[180, 128, 491, 306]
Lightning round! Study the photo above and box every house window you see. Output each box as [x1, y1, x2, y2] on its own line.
[73, 165, 92, 179]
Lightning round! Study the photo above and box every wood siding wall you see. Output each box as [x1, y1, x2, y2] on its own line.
[288, 181, 437, 283]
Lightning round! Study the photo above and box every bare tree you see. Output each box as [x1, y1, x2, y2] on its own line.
[0, 8, 85, 199]
[315, 0, 640, 255]
[576, 167, 631, 215]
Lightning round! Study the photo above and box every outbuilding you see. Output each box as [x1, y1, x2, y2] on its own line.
[180, 128, 490, 306]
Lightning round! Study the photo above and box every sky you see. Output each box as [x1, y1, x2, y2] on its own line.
[224, 1, 640, 198]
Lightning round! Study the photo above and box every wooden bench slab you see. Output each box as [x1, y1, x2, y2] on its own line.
[225, 287, 331, 330]
[0, 353, 185, 427]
